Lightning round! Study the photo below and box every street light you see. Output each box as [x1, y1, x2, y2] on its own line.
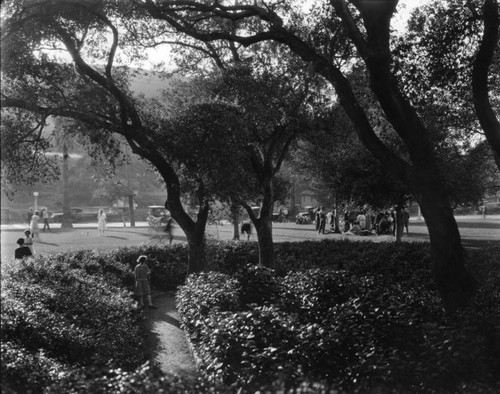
[33, 191, 39, 212]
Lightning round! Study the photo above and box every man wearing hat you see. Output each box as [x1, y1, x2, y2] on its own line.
[134, 255, 157, 309]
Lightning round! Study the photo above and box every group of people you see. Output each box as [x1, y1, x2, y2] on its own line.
[343, 208, 410, 236]
[15, 208, 49, 259]
[14, 229, 36, 259]
[309, 206, 411, 236]
[313, 206, 329, 234]
[26, 208, 51, 236]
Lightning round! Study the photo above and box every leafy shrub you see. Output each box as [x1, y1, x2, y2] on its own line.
[1, 341, 81, 393]
[176, 272, 240, 341]
[205, 240, 259, 273]
[235, 264, 281, 306]
[280, 269, 366, 322]
[45, 362, 222, 394]
[197, 306, 300, 391]
[177, 244, 500, 393]
[1, 257, 145, 391]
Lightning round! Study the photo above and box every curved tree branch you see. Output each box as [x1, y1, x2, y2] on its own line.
[472, 0, 500, 170]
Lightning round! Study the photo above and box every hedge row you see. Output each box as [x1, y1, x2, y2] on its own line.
[2, 239, 499, 393]
[177, 245, 500, 393]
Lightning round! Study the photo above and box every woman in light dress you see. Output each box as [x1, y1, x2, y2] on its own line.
[23, 229, 35, 256]
[97, 209, 107, 237]
[29, 210, 41, 240]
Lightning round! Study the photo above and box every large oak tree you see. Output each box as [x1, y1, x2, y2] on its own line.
[133, 0, 491, 309]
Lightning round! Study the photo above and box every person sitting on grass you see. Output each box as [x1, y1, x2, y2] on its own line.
[134, 255, 157, 309]
[15, 238, 33, 259]
[344, 221, 374, 236]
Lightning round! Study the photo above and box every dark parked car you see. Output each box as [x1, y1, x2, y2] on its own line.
[51, 208, 84, 223]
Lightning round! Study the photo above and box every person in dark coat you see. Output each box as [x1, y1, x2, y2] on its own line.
[315, 207, 320, 231]
[164, 218, 174, 244]
[15, 238, 32, 259]
[318, 207, 327, 234]
[241, 222, 252, 240]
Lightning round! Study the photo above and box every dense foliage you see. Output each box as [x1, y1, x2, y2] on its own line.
[1, 256, 143, 392]
[178, 244, 500, 393]
[2, 240, 499, 392]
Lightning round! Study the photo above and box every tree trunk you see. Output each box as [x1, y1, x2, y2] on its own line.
[416, 181, 476, 310]
[395, 205, 403, 243]
[332, 1, 477, 309]
[333, 198, 341, 233]
[163, 183, 209, 275]
[289, 181, 296, 219]
[186, 228, 206, 274]
[247, 175, 275, 268]
[128, 194, 136, 227]
[170, 201, 208, 274]
[255, 216, 275, 268]
[61, 144, 73, 229]
[232, 204, 240, 240]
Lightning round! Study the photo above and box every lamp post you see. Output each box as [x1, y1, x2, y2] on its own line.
[33, 191, 39, 212]
[128, 191, 137, 227]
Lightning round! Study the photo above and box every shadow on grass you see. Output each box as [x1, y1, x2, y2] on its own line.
[35, 241, 59, 246]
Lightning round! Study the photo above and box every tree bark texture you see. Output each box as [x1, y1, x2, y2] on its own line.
[255, 216, 275, 269]
[245, 174, 276, 268]
[165, 193, 209, 275]
[232, 204, 240, 240]
[186, 229, 207, 275]
[417, 184, 476, 309]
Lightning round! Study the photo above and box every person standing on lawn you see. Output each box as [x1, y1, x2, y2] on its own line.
[97, 209, 107, 237]
[164, 218, 174, 244]
[30, 210, 40, 240]
[26, 208, 33, 225]
[41, 208, 51, 232]
[134, 255, 157, 309]
[23, 229, 35, 256]
[318, 206, 327, 234]
[402, 207, 410, 236]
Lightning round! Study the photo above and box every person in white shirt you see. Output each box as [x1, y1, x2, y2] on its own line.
[97, 209, 107, 237]
[356, 211, 366, 230]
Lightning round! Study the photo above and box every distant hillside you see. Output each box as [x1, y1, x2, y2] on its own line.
[42, 69, 182, 135]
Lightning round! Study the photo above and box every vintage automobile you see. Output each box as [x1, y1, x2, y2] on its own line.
[147, 205, 171, 228]
[50, 207, 84, 223]
[295, 212, 312, 224]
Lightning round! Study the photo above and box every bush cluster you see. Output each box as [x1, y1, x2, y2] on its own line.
[2, 238, 499, 393]
[1, 256, 144, 392]
[177, 244, 500, 393]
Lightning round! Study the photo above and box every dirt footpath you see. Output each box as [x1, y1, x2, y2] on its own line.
[144, 292, 198, 381]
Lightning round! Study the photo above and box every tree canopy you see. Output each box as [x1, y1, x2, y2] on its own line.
[2, 0, 499, 308]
